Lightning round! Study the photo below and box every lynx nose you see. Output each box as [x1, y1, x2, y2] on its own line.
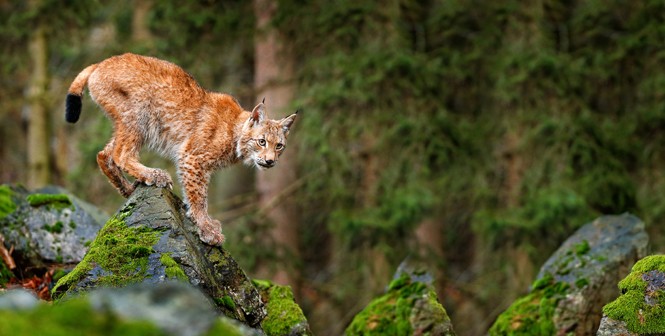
[265, 159, 275, 166]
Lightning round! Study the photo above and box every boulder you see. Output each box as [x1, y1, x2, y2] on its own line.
[597, 255, 665, 335]
[489, 214, 649, 335]
[345, 259, 456, 335]
[52, 185, 268, 329]
[0, 184, 107, 267]
[0, 281, 252, 336]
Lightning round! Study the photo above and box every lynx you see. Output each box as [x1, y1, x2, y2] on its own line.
[65, 53, 297, 245]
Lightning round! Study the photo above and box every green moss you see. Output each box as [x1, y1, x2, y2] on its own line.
[346, 274, 435, 336]
[260, 283, 310, 336]
[602, 255, 665, 334]
[203, 319, 244, 336]
[489, 274, 570, 335]
[159, 253, 188, 282]
[43, 221, 65, 234]
[52, 207, 162, 296]
[0, 297, 166, 335]
[0, 185, 16, 220]
[574, 240, 590, 256]
[252, 279, 273, 290]
[0, 258, 14, 286]
[214, 295, 236, 311]
[26, 193, 73, 211]
[69, 221, 76, 229]
[575, 278, 589, 289]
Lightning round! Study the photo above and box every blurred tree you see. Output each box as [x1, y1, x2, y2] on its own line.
[253, 0, 300, 290]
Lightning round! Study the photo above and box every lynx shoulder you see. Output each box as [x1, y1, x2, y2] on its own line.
[66, 53, 297, 245]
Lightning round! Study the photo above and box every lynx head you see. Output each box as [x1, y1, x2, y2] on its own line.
[237, 102, 297, 170]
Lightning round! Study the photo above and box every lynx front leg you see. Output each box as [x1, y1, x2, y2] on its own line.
[112, 128, 173, 189]
[178, 157, 224, 245]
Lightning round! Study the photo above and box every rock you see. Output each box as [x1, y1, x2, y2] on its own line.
[53, 185, 267, 329]
[489, 214, 649, 335]
[0, 289, 39, 310]
[0, 184, 107, 266]
[598, 255, 665, 335]
[596, 316, 636, 336]
[0, 282, 251, 336]
[346, 260, 456, 336]
[253, 279, 313, 336]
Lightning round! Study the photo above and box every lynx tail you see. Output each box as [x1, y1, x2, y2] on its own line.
[65, 64, 97, 123]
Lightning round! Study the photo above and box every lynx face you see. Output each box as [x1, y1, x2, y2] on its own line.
[238, 103, 297, 170]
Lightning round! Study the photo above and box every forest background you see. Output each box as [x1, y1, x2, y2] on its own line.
[1, 1, 664, 335]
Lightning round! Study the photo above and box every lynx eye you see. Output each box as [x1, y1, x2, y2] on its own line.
[276, 143, 284, 150]
[257, 139, 266, 147]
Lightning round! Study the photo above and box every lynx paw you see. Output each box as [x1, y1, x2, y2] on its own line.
[141, 169, 173, 189]
[197, 218, 225, 246]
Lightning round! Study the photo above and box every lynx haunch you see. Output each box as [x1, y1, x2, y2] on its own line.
[66, 53, 297, 245]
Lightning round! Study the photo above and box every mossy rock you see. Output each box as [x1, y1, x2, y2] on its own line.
[0, 282, 249, 336]
[253, 279, 312, 336]
[52, 185, 266, 329]
[0, 184, 107, 267]
[489, 214, 649, 335]
[346, 273, 455, 336]
[600, 255, 665, 334]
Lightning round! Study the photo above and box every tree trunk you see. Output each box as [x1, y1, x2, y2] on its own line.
[253, 0, 299, 289]
[26, 22, 51, 189]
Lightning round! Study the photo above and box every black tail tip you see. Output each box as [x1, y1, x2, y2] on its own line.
[65, 94, 82, 123]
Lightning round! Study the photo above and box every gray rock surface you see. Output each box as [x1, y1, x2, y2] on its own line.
[0, 289, 39, 310]
[0, 185, 107, 266]
[596, 316, 637, 336]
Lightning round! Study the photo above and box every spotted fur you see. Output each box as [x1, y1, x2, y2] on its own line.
[66, 53, 297, 245]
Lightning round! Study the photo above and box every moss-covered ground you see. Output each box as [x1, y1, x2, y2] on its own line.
[602, 255, 665, 334]
[253, 279, 311, 336]
[345, 274, 448, 335]
[52, 205, 162, 296]
[488, 274, 569, 335]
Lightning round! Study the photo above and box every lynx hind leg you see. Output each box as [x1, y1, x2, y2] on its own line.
[111, 128, 173, 189]
[97, 138, 135, 198]
[178, 158, 224, 245]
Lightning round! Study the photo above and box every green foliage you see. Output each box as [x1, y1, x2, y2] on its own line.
[0, 185, 16, 220]
[0, 297, 165, 336]
[603, 255, 665, 334]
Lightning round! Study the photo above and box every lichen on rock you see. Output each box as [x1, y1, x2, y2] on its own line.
[602, 255, 665, 334]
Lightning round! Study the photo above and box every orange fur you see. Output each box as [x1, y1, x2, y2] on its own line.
[66, 53, 297, 245]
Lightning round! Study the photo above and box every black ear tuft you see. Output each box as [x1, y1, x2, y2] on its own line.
[65, 94, 82, 123]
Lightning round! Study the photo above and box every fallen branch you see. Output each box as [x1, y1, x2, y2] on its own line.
[0, 234, 16, 270]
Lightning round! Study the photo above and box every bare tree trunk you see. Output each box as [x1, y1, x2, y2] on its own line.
[132, 0, 153, 43]
[253, 0, 299, 289]
[26, 22, 51, 189]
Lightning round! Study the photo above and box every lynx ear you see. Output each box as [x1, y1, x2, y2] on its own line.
[250, 103, 265, 126]
[280, 110, 298, 135]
